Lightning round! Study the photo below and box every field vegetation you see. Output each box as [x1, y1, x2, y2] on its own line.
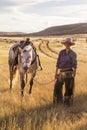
[0, 36, 87, 130]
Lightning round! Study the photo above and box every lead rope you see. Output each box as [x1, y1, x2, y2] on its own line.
[34, 78, 55, 85]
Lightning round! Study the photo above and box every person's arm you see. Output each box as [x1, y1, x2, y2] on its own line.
[72, 52, 77, 77]
[73, 68, 76, 77]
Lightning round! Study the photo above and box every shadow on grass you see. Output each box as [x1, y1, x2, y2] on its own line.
[0, 102, 56, 130]
[75, 124, 87, 130]
[0, 88, 10, 94]
[0, 93, 87, 130]
[72, 93, 87, 113]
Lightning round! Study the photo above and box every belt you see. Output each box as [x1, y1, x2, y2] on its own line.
[60, 68, 73, 72]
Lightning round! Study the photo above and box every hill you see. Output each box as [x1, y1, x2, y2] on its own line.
[0, 23, 87, 37]
[0, 32, 27, 37]
[28, 23, 87, 36]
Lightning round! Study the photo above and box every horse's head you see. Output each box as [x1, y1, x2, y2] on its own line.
[19, 45, 34, 71]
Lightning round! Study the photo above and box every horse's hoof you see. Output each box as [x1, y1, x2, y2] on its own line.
[21, 90, 24, 97]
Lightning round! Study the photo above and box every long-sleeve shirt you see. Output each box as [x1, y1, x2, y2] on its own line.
[56, 49, 77, 69]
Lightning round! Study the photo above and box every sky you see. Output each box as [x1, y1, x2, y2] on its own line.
[0, 0, 87, 33]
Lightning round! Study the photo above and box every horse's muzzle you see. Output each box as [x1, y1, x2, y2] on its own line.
[23, 66, 28, 71]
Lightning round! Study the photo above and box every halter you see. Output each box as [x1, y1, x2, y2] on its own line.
[20, 48, 37, 67]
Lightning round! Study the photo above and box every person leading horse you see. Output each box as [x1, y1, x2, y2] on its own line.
[53, 38, 77, 106]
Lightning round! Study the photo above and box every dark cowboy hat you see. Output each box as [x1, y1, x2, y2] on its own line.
[61, 38, 75, 46]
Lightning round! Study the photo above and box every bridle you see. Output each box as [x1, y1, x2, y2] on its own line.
[20, 49, 37, 67]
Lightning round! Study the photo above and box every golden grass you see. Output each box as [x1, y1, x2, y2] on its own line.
[0, 36, 87, 130]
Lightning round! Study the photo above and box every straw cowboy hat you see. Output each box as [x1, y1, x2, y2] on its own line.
[61, 38, 75, 46]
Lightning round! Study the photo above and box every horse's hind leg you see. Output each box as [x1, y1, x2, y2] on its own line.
[9, 65, 13, 92]
[29, 72, 36, 94]
[10, 71, 13, 92]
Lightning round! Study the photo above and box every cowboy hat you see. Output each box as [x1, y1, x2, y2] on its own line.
[61, 38, 75, 46]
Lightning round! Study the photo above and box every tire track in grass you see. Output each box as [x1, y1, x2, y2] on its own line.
[46, 41, 58, 55]
[38, 40, 57, 59]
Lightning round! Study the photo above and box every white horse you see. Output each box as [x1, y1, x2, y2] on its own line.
[18, 45, 38, 96]
[8, 44, 38, 96]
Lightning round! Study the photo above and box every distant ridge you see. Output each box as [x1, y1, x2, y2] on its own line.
[28, 23, 87, 36]
[0, 23, 87, 37]
[0, 32, 27, 37]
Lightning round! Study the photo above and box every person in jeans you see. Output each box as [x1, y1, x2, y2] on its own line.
[53, 38, 77, 105]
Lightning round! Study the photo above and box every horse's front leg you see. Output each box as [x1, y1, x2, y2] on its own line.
[20, 72, 25, 97]
[29, 71, 36, 94]
[29, 78, 33, 94]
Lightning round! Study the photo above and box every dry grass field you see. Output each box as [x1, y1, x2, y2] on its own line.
[0, 36, 87, 130]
